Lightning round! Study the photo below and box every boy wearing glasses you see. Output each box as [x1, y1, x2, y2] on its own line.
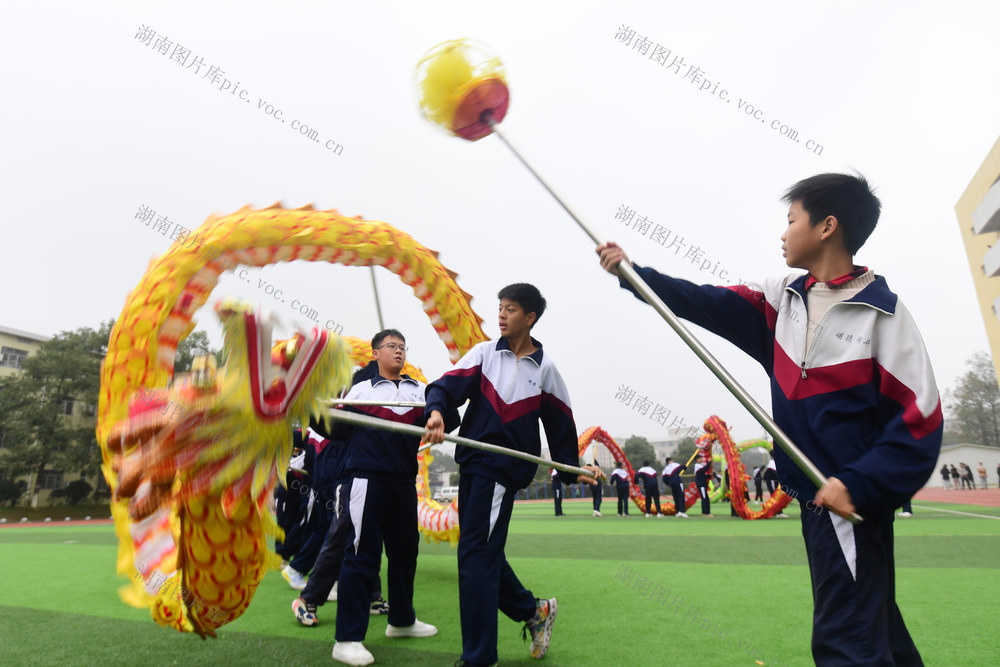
[331, 329, 439, 666]
[423, 283, 600, 666]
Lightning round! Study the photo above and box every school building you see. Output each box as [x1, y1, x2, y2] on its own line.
[956, 134, 1000, 388]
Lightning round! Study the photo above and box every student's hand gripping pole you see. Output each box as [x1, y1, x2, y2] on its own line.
[327, 408, 596, 480]
[483, 115, 862, 524]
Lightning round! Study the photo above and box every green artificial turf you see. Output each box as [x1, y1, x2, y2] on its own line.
[1, 498, 998, 666]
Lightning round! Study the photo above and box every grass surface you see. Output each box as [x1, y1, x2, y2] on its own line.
[1, 499, 998, 666]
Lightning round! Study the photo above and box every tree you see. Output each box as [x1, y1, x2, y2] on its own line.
[427, 450, 458, 476]
[0, 321, 112, 506]
[174, 331, 220, 373]
[623, 435, 656, 468]
[672, 436, 697, 469]
[0, 479, 26, 507]
[944, 352, 1000, 448]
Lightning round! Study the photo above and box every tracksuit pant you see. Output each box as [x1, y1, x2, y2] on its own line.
[458, 473, 537, 666]
[643, 484, 661, 514]
[336, 477, 418, 642]
[290, 488, 335, 575]
[552, 479, 563, 515]
[800, 503, 921, 666]
[669, 482, 685, 514]
[591, 482, 602, 511]
[697, 483, 710, 515]
[615, 483, 629, 515]
[300, 483, 383, 606]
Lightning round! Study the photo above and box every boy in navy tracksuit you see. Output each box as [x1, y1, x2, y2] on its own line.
[549, 468, 564, 516]
[424, 283, 600, 666]
[634, 461, 662, 517]
[693, 460, 712, 516]
[610, 462, 630, 516]
[331, 330, 440, 667]
[291, 370, 388, 627]
[598, 173, 942, 665]
[661, 457, 688, 517]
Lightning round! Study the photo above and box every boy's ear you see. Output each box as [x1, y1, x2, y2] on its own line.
[526, 311, 537, 328]
[819, 215, 839, 240]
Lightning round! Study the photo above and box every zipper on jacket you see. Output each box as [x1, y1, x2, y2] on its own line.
[504, 358, 520, 403]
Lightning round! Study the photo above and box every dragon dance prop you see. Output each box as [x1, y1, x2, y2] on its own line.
[97, 205, 489, 635]
[577, 426, 698, 515]
[414, 39, 861, 524]
[701, 416, 792, 519]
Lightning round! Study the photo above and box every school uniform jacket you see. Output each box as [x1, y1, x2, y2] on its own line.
[340, 373, 426, 482]
[662, 462, 684, 487]
[424, 337, 579, 490]
[634, 466, 658, 491]
[621, 265, 943, 518]
[610, 468, 630, 488]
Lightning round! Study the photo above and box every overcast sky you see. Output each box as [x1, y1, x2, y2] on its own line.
[3, 1, 999, 447]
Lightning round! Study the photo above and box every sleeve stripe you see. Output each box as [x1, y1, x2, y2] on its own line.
[876, 364, 944, 440]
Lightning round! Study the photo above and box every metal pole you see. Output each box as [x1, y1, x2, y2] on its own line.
[329, 399, 426, 408]
[485, 117, 861, 523]
[370, 266, 385, 331]
[328, 408, 595, 479]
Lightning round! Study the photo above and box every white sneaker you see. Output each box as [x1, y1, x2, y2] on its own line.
[898, 511, 913, 518]
[282, 565, 307, 591]
[645, 513, 651, 518]
[593, 510, 602, 517]
[328, 580, 338, 601]
[386, 618, 438, 638]
[676, 512, 689, 518]
[657, 513, 664, 518]
[332, 641, 374, 666]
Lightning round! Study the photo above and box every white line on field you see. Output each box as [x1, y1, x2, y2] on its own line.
[910, 504, 1000, 520]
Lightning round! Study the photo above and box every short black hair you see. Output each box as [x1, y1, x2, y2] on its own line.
[782, 172, 881, 255]
[371, 329, 405, 349]
[643, 460, 650, 467]
[497, 283, 546, 328]
[666, 457, 672, 463]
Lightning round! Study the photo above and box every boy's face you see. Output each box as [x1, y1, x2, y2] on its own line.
[372, 335, 406, 375]
[498, 298, 535, 338]
[781, 200, 827, 270]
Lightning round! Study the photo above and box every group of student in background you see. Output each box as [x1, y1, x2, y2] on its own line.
[551, 455, 786, 518]
[940, 461, 995, 490]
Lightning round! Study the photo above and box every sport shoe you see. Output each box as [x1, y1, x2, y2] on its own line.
[369, 596, 390, 615]
[386, 618, 438, 638]
[593, 510, 602, 517]
[292, 596, 318, 626]
[282, 565, 307, 590]
[332, 641, 374, 666]
[676, 512, 689, 518]
[898, 511, 913, 518]
[328, 580, 338, 601]
[657, 513, 663, 518]
[522, 597, 557, 659]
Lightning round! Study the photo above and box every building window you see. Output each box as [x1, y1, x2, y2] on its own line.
[39, 471, 64, 490]
[61, 400, 74, 416]
[82, 403, 96, 417]
[0, 346, 28, 369]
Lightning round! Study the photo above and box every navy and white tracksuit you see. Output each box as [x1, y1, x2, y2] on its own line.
[634, 466, 661, 514]
[694, 462, 711, 515]
[425, 336, 579, 666]
[610, 467, 630, 515]
[335, 374, 427, 642]
[764, 459, 779, 496]
[550, 468, 563, 516]
[662, 462, 686, 513]
[619, 265, 942, 665]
